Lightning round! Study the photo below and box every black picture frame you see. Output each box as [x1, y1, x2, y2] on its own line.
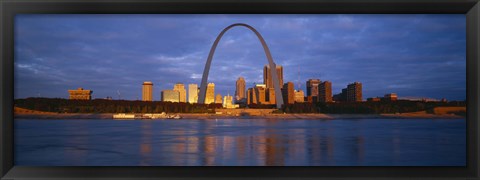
[1, 0, 479, 179]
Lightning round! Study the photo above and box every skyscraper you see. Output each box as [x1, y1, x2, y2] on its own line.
[247, 88, 257, 105]
[306, 79, 321, 102]
[282, 82, 295, 104]
[263, 64, 283, 89]
[142, 81, 153, 101]
[205, 83, 215, 104]
[173, 83, 186, 103]
[266, 88, 276, 104]
[347, 82, 362, 102]
[318, 81, 333, 102]
[235, 77, 246, 102]
[188, 84, 198, 104]
[254, 84, 267, 104]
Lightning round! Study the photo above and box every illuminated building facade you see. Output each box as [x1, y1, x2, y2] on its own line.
[142, 81, 153, 101]
[68, 87, 93, 100]
[306, 79, 320, 102]
[347, 82, 362, 102]
[188, 84, 198, 104]
[318, 81, 333, 102]
[173, 83, 187, 103]
[282, 82, 295, 104]
[205, 83, 215, 104]
[235, 77, 246, 102]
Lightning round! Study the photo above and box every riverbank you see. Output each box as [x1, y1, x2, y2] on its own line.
[14, 111, 464, 120]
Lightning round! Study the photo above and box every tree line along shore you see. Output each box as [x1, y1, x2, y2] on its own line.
[13, 98, 466, 119]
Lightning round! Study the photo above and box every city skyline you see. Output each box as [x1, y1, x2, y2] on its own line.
[14, 14, 466, 101]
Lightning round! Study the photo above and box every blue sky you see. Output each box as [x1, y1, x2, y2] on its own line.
[14, 14, 466, 101]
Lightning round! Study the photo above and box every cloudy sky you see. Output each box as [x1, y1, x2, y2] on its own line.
[14, 14, 466, 101]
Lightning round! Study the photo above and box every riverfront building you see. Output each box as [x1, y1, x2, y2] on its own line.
[68, 87, 92, 100]
[318, 81, 333, 102]
[282, 82, 295, 104]
[263, 64, 284, 89]
[205, 83, 215, 104]
[294, 89, 305, 103]
[215, 94, 223, 104]
[142, 81, 153, 101]
[383, 93, 398, 101]
[306, 79, 321, 102]
[188, 84, 198, 104]
[173, 83, 187, 103]
[247, 88, 256, 104]
[161, 90, 179, 102]
[235, 77, 246, 102]
[223, 94, 239, 109]
[254, 84, 267, 104]
[347, 82, 363, 102]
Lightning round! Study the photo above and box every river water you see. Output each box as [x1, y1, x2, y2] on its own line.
[14, 118, 466, 166]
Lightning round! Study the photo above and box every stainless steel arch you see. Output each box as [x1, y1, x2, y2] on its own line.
[197, 23, 284, 108]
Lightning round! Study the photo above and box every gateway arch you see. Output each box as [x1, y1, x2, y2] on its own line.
[197, 23, 284, 108]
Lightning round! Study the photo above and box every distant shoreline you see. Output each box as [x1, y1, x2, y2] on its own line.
[14, 112, 465, 120]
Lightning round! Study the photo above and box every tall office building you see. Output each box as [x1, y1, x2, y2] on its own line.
[247, 88, 257, 105]
[254, 84, 267, 104]
[215, 94, 223, 104]
[235, 77, 246, 102]
[68, 87, 93, 100]
[306, 79, 321, 102]
[347, 82, 362, 102]
[306, 79, 321, 96]
[161, 90, 179, 102]
[188, 84, 198, 104]
[142, 82, 153, 101]
[205, 83, 215, 104]
[173, 83, 186, 103]
[263, 64, 283, 89]
[318, 81, 333, 102]
[266, 88, 276, 104]
[282, 82, 295, 104]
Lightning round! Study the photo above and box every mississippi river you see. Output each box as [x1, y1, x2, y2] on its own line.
[15, 118, 466, 166]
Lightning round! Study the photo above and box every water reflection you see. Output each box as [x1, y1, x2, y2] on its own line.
[15, 118, 466, 166]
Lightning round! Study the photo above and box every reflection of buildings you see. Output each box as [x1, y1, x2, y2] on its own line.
[282, 82, 295, 104]
[142, 82, 153, 101]
[235, 77, 246, 102]
[68, 87, 92, 100]
[173, 83, 187, 103]
[205, 83, 215, 104]
[161, 90, 179, 102]
[188, 83, 198, 104]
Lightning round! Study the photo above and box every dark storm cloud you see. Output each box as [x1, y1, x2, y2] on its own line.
[15, 14, 466, 101]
